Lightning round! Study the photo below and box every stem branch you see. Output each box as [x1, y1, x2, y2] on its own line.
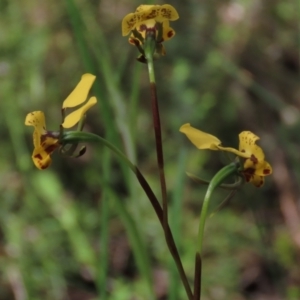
[62, 132, 193, 300]
[194, 162, 239, 299]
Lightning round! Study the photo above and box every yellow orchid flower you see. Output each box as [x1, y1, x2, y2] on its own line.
[25, 73, 97, 170]
[122, 4, 179, 55]
[180, 123, 272, 187]
[25, 111, 60, 170]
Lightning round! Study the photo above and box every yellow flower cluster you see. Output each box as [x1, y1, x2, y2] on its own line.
[25, 74, 97, 170]
[122, 4, 179, 55]
[180, 124, 272, 187]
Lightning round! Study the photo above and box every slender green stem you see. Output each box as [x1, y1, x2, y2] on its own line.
[62, 132, 194, 300]
[197, 163, 239, 254]
[144, 33, 169, 233]
[144, 34, 191, 298]
[63, 132, 135, 172]
[194, 163, 239, 300]
[186, 172, 243, 190]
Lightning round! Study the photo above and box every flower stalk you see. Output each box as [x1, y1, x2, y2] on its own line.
[61, 131, 194, 300]
[144, 33, 169, 233]
[193, 252, 202, 300]
[193, 162, 240, 299]
[197, 162, 240, 254]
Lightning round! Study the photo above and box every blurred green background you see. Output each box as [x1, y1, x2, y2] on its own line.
[0, 0, 299, 299]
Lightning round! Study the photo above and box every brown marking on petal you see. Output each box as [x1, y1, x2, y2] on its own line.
[263, 169, 271, 175]
[34, 154, 43, 160]
[243, 173, 251, 182]
[242, 168, 255, 182]
[126, 16, 137, 28]
[139, 24, 148, 31]
[41, 164, 48, 170]
[167, 30, 174, 38]
[160, 8, 172, 19]
[254, 178, 264, 187]
[147, 10, 158, 19]
[129, 37, 137, 45]
[250, 154, 258, 164]
[41, 135, 47, 143]
[45, 144, 59, 154]
[240, 132, 256, 146]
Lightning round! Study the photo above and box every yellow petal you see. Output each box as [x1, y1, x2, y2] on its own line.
[244, 158, 272, 176]
[242, 156, 271, 187]
[180, 123, 221, 150]
[133, 6, 161, 28]
[62, 96, 97, 129]
[138, 5, 160, 18]
[135, 19, 156, 31]
[32, 147, 52, 170]
[136, 5, 155, 13]
[32, 137, 59, 170]
[249, 175, 264, 187]
[136, 5, 178, 23]
[25, 111, 46, 129]
[62, 73, 96, 108]
[128, 35, 140, 45]
[240, 167, 263, 187]
[216, 145, 250, 158]
[248, 145, 265, 161]
[162, 21, 175, 41]
[238, 131, 260, 157]
[159, 4, 179, 21]
[256, 160, 272, 176]
[122, 5, 179, 36]
[122, 13, 137, 36]
[25, 111, 47, 148]
[217, 131, 263, 159]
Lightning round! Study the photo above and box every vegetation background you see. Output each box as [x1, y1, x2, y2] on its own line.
[0, 0, 299, 299]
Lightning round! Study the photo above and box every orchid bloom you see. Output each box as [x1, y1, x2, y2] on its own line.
[25, 73, 97, 170]
[122, 4, 179, 56]
[180, 123, 272, 187]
